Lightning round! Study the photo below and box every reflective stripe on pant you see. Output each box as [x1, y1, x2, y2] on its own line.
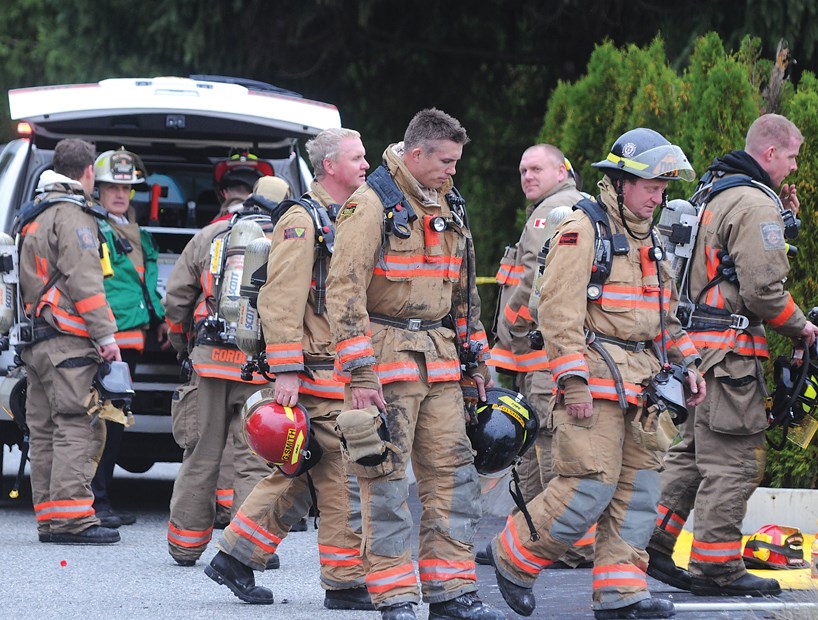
[167, 373, 271, 562]
[492, 399, 661, 611]
[349, 353, 481, 607]
[218, 393, 366, 589]
[23, 335, 106, 535]
[650, 366, 766, 583]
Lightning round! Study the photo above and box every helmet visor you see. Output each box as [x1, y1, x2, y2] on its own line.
[604, 144, 695, 182]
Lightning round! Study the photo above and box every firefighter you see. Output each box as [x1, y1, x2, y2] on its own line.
[18, 139, 122, 544]
[90, 148, 169, 529]
[325, 109, 503, 620]
[487, 128, 706, 619]
[484, 144, 593, 569]
[206, 128, 374, 610]
[647, 114, 818, 597]
[162, 173, 288, 566]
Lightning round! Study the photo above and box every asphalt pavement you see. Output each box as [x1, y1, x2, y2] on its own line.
[2, 446, 816, 620]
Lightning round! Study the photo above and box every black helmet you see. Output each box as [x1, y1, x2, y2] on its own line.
[592, 128, 695, 182]
[467, 387, 539, 476]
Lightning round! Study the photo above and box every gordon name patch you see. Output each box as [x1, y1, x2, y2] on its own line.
[283, 227, 307, 240]
[558, 232, 578, 246]
[759, 222, 785, 251]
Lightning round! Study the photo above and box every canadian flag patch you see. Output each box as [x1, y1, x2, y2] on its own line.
[532, 218, 548, 229]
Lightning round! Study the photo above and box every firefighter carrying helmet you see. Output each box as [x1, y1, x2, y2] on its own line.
[242, 388, 322, 477]
[94, 148, 147, 185]
[591, 128, 695, 182]
[743, 524, 809, 570]
[467, 387, 539, 477]
[214, 151, 274, 190]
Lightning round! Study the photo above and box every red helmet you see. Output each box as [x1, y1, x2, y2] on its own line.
[214, 151, 274, 190]
[242, 389, 321, 477]
[742, 524, 809, 570]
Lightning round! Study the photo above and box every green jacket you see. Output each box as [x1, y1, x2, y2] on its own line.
[99, 216, 165, 332]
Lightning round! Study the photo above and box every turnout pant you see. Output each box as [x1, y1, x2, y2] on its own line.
[649, 357, 766, 584]
[515, 369, 595, 566]
[23, 334, 105, 535]
[492, 399, 662, 612]
[350, 357, 482, 608]
[167, 374, 270, 562]
[217, 393, 366, 589]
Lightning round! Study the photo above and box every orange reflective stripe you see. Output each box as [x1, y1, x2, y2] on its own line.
[336, 335, 375, 367]
[418, 559, 476, 583]
[48, 306, 90, 338]
[265, 342, 304, 367]
[215, 488, 234, 508]
[592, 284, 670, 311]
[588, 377, 643, 405]
[167, 521, 213, 548]
[299, 374, 345, 400]
[549, 353, 589, 382]
[656, 504, 685, 538]
[34, 498, 94, 521]
[427, 359, 461, 382]
[226, 510, 280, 553]
[768, 295, 797, 328]
[592, 564, 647, 590]
[373, 254, 462, 279]
[376, 360, 420, 384]
[318, 544, 363, 567]
[194, 363, 267, 383]
[23, 221, 40, 235]
[689, 331, 768, 357]
[499, 515, 552, 574]
[115, 330, 145, 351]
[167, 320, 186, 333]
[574, 523, 596, 547]
[194, 300, 208, 322]
[495, 262, 524, 286]
[486, 347, 550, 372]
[690, 539, 742, 563]
[365, 563, 417, 594]
[75, 292, 107, 314]
[35, 256, 49, 283]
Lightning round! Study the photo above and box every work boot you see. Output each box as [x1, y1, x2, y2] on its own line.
[475, 545, 490, 565]
[38, 532, 52, 543]
[205, 551, 274, 604]
[114, 510, 136, 526]
[546, 560, 594, 569]
[290, 517, 308, 532]
[96, 510, 123, 529]
[486, 545, 535, 617]
[646, 548, 692, 591]
[324, 586, 375, 610]
[380, 602, 417, 620]
[691, 572, 781, 597]
[428, 592, 505, 619]
[594, 597, 675, 619]
[174, 558, 196, 567]
[49, 525, 120, 545]
[264, 553, 280, 570]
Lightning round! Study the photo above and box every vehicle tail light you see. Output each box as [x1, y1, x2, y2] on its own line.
[16, 122, 33, 136]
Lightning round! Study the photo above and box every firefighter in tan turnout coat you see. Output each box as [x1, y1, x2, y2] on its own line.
[325, 109, 503, 620]
[488, 128, 706, 620]
[206, 129, 374, 611]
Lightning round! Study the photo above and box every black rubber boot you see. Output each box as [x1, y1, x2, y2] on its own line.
[264, 553, 280, 570]
[205, 551, 274, 604]
[428, 592, 505, 619]
[646, 548, 692, 591]
[290, 517, 308, 532]
[380, 602, 417, 620]
[486, 545, 535, 617]
[691, 572, 781, 597]
[49, 525, 120, 544]
[594, 597, 675, 619]
[475, 545, 490, 565]
[324, 586, 375, 610]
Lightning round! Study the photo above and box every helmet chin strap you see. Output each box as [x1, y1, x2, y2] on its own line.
[615, 178, 656, 241]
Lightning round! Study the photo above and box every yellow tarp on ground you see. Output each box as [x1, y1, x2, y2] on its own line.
[672, 530, 816, 590]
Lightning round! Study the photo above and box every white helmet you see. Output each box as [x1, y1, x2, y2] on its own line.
[94, 148, 146, 185]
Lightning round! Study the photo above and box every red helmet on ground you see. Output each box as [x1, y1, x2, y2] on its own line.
[242, 389, 321, 477]
[742, 524, 809, 570]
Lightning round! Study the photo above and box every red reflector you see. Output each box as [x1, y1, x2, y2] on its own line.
[17, 122, 33, 136]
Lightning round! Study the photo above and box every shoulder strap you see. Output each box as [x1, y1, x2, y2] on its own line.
[573, 197, 614, 298]
[366, 164, 417, 239]
[12, 195, 93, 236]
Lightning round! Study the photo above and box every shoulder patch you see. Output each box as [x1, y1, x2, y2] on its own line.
[283, 227, 307, 240]
[558, 232, 579, 246]
[532, 218, 548, 229]
[76, 227, 97, 250]
[759, 222, 785, 251]
[340, 203, 357, 217]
